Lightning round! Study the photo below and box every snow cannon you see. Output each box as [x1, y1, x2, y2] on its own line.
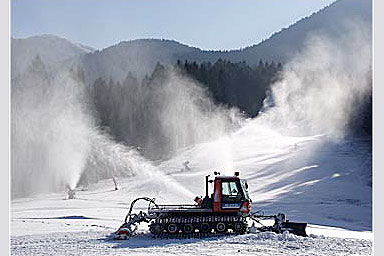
[65, 186, 76, 199]
[114, 172, 307, 238]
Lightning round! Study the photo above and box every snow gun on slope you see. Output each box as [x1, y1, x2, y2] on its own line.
[114, 172, 307, 239]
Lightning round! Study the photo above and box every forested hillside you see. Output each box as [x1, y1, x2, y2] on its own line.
[175, 59, 282, 116]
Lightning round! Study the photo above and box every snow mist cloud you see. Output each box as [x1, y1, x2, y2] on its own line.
[155, 70, 241, 157]
[259, 19, 372, 139]
[11, 61, 141, 197]
[11, 65, 93, 196]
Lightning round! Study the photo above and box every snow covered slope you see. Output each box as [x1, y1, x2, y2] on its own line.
[160, 121, 372, 231]
[11, 119, 372, 255]
[11, 231, 372, 256]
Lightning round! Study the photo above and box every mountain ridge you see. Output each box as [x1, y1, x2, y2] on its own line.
[80, 0, 372, 82]
[11, 34, 94, 78]
[11, 0, 371, 83]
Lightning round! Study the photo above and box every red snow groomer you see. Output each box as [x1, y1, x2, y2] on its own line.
[115, 172, 307, 239]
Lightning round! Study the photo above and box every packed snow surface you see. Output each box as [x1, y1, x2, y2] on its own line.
[11, 120, 372, 255]
[11, 231, 371, 256]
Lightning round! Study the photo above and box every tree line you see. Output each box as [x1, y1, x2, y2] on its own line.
[175, 59, 282, 117]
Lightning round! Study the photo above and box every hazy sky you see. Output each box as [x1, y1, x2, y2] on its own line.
[12, 0, 336, 50]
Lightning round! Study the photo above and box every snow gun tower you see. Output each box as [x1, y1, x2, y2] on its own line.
[115, 172, 307, 239]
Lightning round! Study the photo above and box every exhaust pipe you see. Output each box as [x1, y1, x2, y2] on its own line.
[205, 175, 210, 198]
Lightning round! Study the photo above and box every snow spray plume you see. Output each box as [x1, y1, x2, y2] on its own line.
[11, 60, 93, 196]
[155, 69, 242, 157]
[11, 59, 142, 197]
[95, 65, 243, 160]
[80, 130, 143, 185]
[259, 19, 372, 139]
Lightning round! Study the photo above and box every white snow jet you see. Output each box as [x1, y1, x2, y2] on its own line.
[258, 19, 372, 139]
[198, 136, 235, 176]
[11, 59, 141, 197]
[156, 70, 242, 156]
[97, 66, 243, 160]
[150, 70, 245, 176]
[80, 130, 140, 185]
[11, 63, 94, 196]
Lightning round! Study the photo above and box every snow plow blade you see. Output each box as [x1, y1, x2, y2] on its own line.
[282, 222, 307, 237]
